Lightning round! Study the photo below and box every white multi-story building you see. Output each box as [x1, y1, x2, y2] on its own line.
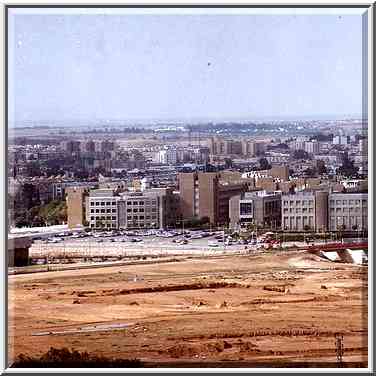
[333, 135, 349, 145]
[86, 188, 180, 230]
[305, 141, 320, 155]
[328, 193, 367, 231]
[158, 149, 177, 165]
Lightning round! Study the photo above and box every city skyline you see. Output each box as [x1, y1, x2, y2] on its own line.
[8, 8, 365, 123]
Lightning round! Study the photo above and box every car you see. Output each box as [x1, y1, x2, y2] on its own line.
[208, 241, 220, 247]
[131, 238, 142, 243]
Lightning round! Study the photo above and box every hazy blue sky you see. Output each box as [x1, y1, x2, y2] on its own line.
[8, 8, 366, 123]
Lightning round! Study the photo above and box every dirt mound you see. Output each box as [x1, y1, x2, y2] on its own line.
[288, 253, 328, 268]
[217, 301, 228, 308]
[106, 281, 248, 296]
[263, 285, 293, 293]
[166, 341, 234, 358]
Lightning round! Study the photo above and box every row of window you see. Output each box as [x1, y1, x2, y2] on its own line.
[330, 207, 364, 213]
[283, 208, 314, 213]
[126, 200, 157, 205]
[90, 201, 117, 206]
[126, 208, 157, 213]
[90, 208, 117, 214]
[90, 216, 117, 221]
[126, 215, 157, 221]
[89, 200, 158, 206]
[90, 223, 116, 228]
[283, 200, 314, 206]
[329, 199, 367, 206]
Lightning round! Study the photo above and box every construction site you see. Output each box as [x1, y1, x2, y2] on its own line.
[8, 246, 368, 368]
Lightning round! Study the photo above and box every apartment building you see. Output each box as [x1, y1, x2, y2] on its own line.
[158, 149, 178, 165]
[282, 191, 328, 232]
[328, 193, 368, 231]
[305, 141, 320, 154]
[229, 191, 282, 230]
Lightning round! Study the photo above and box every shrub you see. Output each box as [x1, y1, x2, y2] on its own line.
[12, 347, 143, 368]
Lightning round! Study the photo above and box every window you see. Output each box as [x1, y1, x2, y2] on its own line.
[349, 200, 354, 205]
[133, 208, 138, 213]
[133, 201, 138, 205]
[112, 209, 116, 213]
[127, 216, 132, 220]
[96, 209, 100, 213]
[342, 200, 347, 205]
[302, 200, 307, 206]
[90, 209, 94, 213]
[336, 200, 341, 205]
[362, 199, 367, 205]
[127, 201, 132, 205]
[112, 216, 116, 220]
[296, 200, 301, 205]
[127, 208, 132, 212]
[91, 216, 95, 220]
[90, 202, 94, 206]
[330, 200, 334, 205]
[134, 216, 138, 220]
[151, 208, 157, 212]
[112, 201, 116, 206]
[139, 208, 145, 212]
[139, 201, 144, 205]
[240, 202, 252, 215]
[355, 200, 360, 205]
[101, 209, 105, 213]
[309, 208, 313, 213]
[101, 202, 105, 206]
[95, 202, 99, 206]
[283, 201, 288, 205]
[106, 202, 111, 206]
[146, 215, 151, 219]
[139, 216, 145, 220]
[106, 209, 111, 213]
[151, 200, 157, 205]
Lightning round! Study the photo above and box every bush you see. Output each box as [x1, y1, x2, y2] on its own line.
[11, 347, 143, 368]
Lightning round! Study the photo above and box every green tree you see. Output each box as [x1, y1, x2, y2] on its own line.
[259, 158, 271, 170]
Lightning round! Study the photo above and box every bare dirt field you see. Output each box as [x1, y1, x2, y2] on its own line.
[8, 250, 368, 368]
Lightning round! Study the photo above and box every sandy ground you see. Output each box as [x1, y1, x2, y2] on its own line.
[8, 250, 368, 368]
